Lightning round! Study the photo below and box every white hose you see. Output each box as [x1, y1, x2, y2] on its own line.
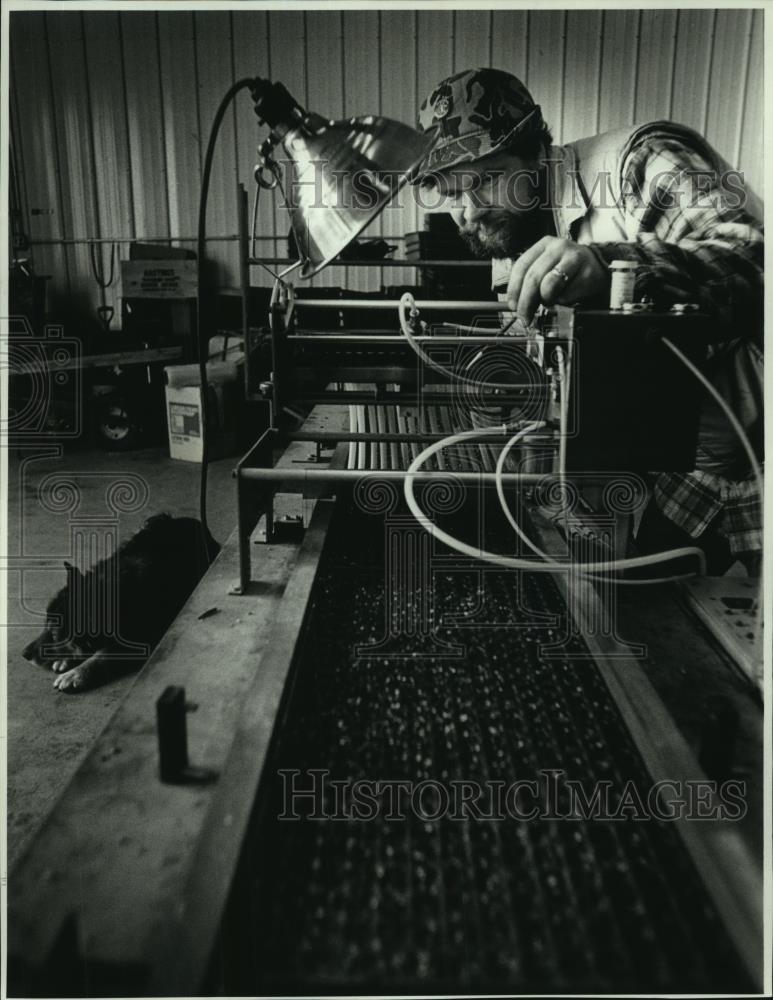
[511, 342, 701, 583]
[662, 336, 763, 640]
[399, 303, 760, 584]
[498, 336, 706, 583]
[404, 425, 707, 576]
[493, 424, 707, 584]
[661, 337, 763, 495]
[484, 336, 762, 584]
[556, 344, 568, 480]
[399, 292, 526, 390]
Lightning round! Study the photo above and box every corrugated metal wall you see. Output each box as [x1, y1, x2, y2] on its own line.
[10, 7, 764, 324]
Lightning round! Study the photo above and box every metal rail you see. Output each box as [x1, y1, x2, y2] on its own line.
[239, 468, 548, 485]
[283, 430, 554, 444]
[232, 425, 558, 591]
[290, 298, 504, 310]
[287, 334, 519, 344]
[278, 392, 538, 406]
[250, 257, 491, 267]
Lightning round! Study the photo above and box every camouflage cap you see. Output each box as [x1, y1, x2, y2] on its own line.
[409, 68, 542, 182]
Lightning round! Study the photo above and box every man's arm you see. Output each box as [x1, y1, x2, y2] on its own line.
[588, 137, 763, 330]
[506, 136, 763, 329]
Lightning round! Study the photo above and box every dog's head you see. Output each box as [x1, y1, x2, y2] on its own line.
[22, 562, 94, 666]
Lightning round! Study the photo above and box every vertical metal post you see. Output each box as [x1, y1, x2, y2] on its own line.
[237, 183, 250, 395]
[235, 465, 252, 594]
[232, 430, 278, 594]
[269, 296, 286, 429]
[236, 181, 253, 594]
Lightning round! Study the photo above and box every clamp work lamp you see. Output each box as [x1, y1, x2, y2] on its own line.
[250, 78, 435, 277]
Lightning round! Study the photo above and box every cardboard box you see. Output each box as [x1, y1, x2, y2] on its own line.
[164, 361, 240, 462]
[121, 259, 197, 299]
[208, 333, 244, 361]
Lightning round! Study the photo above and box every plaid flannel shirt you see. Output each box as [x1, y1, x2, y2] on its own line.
[496, 124, 764, 554]
[577, 128, 764, 334]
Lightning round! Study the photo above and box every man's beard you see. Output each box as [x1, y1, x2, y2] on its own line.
[459, 209, 545, 258]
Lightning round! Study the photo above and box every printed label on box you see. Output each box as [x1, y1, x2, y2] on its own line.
[121, 260, 197, 299]
[169, 402, 201, 438]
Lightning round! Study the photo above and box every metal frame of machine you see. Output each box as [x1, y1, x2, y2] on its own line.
[233, 275, 711, 593]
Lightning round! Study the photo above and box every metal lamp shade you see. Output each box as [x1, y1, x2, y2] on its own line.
[280, 115, 435, 278]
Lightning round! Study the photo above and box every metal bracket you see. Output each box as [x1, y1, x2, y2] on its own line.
[232, 427, 278, 593]
[156, 686, 217, 785]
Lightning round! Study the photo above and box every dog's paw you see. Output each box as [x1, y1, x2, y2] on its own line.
[53, 665, 87, 693]
[51, 649, 110, 693]
[51, 659, 73, 673]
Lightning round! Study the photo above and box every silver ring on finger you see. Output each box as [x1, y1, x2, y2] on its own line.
[550, 265, 571, 284]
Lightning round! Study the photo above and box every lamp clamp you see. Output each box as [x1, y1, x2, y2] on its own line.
[249, 77, 304, 133]
[254, 134, 281, 190]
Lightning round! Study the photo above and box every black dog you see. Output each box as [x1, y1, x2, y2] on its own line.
[22, 514, 219, 693]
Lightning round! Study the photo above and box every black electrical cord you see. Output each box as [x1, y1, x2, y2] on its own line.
[250, 177, 285, 283]
[196, 77, 260, 557]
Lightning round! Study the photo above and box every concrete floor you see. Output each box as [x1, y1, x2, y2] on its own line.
[6, 443, 237, 869]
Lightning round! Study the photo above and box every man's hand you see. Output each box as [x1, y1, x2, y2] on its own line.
[506, 237, 610, 323]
